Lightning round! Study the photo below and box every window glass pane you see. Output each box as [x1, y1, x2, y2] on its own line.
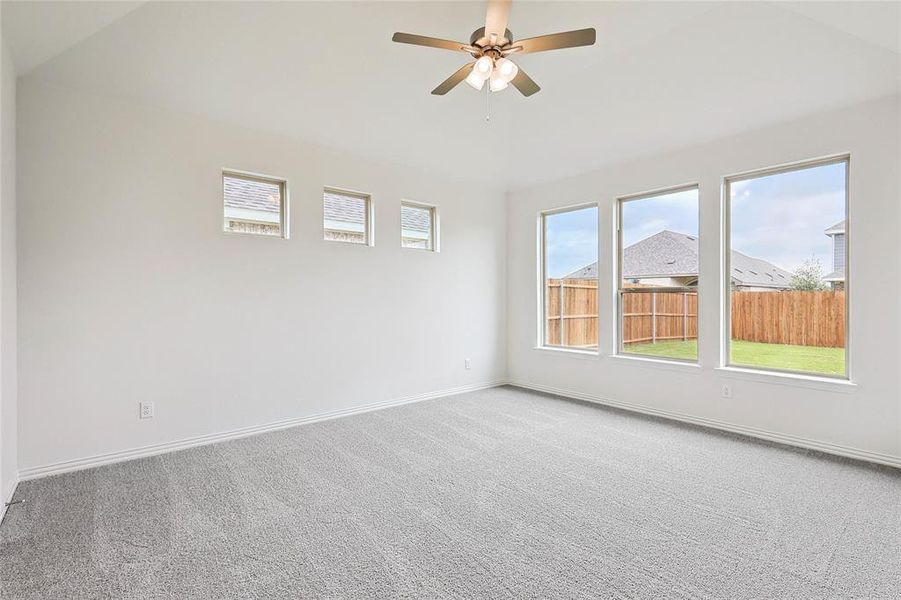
[729, 160, 847, 377]
[223, 173, 284, 237]
[619, 188, 699, 361]
[324, 190, 369, 244]
[402, 203, 434, 250]
[543, 205, 598, 349]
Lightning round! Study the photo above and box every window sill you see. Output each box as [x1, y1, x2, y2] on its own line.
[532, 346, 599, 360]
[322, 239, 373, 247]
[715, 366, 856, 393]
[609, 353, 701, 372]
[222, 230, 287, 240]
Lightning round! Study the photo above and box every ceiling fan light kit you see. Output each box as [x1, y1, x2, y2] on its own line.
[464, 68, 486, 91]
[392, 0, 596, 98]
[488, 74, 508, 93]
[465, 55, 494, 90]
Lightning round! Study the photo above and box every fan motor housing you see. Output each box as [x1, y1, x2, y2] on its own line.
[470, 27, 513, 49]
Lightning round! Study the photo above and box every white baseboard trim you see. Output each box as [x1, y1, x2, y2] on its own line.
[510, 380, 901, 470]
[19, 380, 508, 481]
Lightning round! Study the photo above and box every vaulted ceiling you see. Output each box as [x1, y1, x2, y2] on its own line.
[3, 1, 899, 188]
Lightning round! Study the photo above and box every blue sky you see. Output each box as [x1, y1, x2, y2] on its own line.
[730, 161, 845, 272]
[545, 206, 598, 278]
[622, 188, 698, 247]
[545, 161, 846, 278]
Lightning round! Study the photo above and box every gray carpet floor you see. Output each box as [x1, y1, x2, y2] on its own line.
[1, 386, 899, 599]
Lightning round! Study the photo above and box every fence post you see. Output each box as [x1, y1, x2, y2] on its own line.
[559, 280, 565, 346]
[682, 293, 687, 341]
[651, 292, 657, 344]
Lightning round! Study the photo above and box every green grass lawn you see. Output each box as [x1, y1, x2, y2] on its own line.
[624, 339, 845, 376]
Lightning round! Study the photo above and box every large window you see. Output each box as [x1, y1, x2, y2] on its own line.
[323, 188, 373, 245]
[726, 157, 848, 377]
[223, 171, 287, 237]
[617, 186, 700, 361]
[541, 204, 598, 350]
[401, 202, 438, 251]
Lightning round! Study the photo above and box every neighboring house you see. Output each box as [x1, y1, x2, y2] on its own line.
[323, 191, 368, 243]
[223, 176, 282, 235]
[564, 230, 792, 291]
[321, 192, 433, 246]
[401, 205, 433, 249]
[225, 184, 432, 245]
[823, 220, 845, 290]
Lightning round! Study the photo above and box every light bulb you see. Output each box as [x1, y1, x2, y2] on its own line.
[495, 57, 518, 83]
[466, 56, 494, 90]
[465, 66, 486, 90]
[489, 70, 508, 92]
[474, 56, 493, 78]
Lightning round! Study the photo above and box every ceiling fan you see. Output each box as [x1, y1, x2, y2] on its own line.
[392, 0, 595, 97]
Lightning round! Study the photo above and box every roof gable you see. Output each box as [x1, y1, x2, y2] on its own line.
[563, 230, 792, 288]
[623, 230, 699, 278]
[824, 220, 846, 235]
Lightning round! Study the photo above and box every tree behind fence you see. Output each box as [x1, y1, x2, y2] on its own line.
[545, 280, 844, 348]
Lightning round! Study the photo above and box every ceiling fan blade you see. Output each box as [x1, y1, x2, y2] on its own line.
[516, 28, 597, 54]
[485, 0, 512, 42]
[432, 63, 475, 95]
[510, 67, 540, 97]
[392, 32, 470, 52]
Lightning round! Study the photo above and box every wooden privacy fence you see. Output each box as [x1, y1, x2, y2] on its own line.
[621, 291, 698, 345]
[546, 280, 845, 348]
[731, 290, 845, 348]
[546, 279, 696, 347]
[546, 279, 599, 348]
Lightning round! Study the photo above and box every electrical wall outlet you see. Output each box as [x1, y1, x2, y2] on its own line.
[721, 385, 733, 399]
[139, 401, 154, 419]
[464, 358, 472, 370]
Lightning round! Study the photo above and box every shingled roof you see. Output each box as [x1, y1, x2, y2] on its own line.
[223, 180, 432, 233]
[730, 249, 792, 288]
[224, 176, 281, 213]
[400, 204, 432, 233]
[323, 190, 366, 226]
[623, 230, 700, 278]
[564, 230, 792, 288]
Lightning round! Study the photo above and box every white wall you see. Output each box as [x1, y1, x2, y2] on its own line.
[13, 81, 901, 475]
[507, 95, 901, 464]
[17, 80, 506, 472]
[0, 37, 17, 507]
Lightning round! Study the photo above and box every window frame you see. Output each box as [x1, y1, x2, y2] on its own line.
[222, 169, 289, 239]
[322, 186, 374, 246]
[615, 184, 700, 363]
[722, 154, 850, 380]
[401, 200, 439, 252]
[538, 202, 600, 352]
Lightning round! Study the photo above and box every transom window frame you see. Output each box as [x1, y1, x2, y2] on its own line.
[615, 183, 701, 363]
[721, 154, 851, 380]
[222, 169, 289, 239]
[322, 186, 375, 247]
[537, 202, 600, 353]
[401, 200, 440, 252]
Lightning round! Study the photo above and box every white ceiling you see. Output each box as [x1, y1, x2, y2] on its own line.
[3, 1, 899, 189]
[1, 0, 144, 74]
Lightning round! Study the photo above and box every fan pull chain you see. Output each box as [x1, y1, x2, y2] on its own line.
[485, 83, 490, 122]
